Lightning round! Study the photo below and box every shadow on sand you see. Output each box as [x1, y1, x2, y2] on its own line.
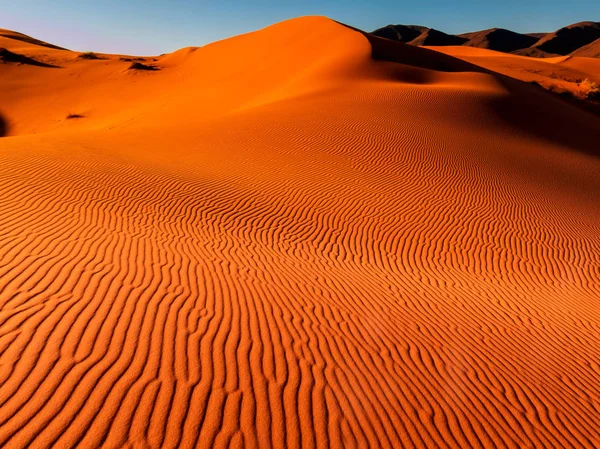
[361, 30, 600, 158]
[489, 78, 600, 158]
[0, 48, 59, 68]
[0, 114, 8, 137]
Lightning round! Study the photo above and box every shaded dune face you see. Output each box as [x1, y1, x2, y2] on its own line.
[0, 16, 600, 449]
[371, 21, 600, 59]
[371, 24, 427, 43]
[408, 29, 468, 47]
[534, 22, 600, 55]
[460, 29, 540, 53]
[430, 45, 600, 127]
[572, 37, 600, 58]
[0, 115, 6, 137]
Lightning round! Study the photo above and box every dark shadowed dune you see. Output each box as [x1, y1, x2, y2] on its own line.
[365, 32, 489, 72]
[370, 25, 468, 47]
[371, 24, 428, 43]
[530, 21, 600, 55]
[527, 32, 549, 39]
[572, 37, 600, 57]
[372, 21, 600, 58]
[460, 28, 540, 52]
[511, 47, 558, 57]
[409, 28, 467, 46]
[0, 114, 6, 137]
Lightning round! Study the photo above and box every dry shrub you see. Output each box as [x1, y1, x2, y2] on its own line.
[580, 78, 600, 100]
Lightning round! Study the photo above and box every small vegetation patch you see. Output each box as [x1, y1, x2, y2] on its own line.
[66, 113, 84, 119]
[120, 57, 146, 62]
[580, 78, 600, 101]
[78, 52, 102, 60]
[128, 62, 159, 71]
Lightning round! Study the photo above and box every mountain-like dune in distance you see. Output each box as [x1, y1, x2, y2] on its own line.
[1, 15, 600, 449]
[373, 21, 600, 59]
[458, 28, 540, 53]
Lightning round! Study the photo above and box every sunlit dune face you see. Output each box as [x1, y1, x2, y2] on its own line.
[0, 16, 599, 449]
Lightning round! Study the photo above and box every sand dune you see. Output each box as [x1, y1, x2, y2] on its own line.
[431, 45, 600, 112]
[1, 16, 600, 449]
[409, 29, 467, 47]
[459, 29, 539, 53]
[572, 38, 600, 58]
[529, 22, 600, 56]
[372, 25, 468, 47]
[371, 24, 428, 43]
[373, 21, 600, 59]
[0, 28, 68, 51]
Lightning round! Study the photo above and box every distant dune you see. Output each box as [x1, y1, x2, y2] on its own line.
[572, 37, 600, 58]
[408, 28, 467, 46]
[0, 16, 599, 449]
[373, 25, 468, 46]
[370, 24, 428, 43]
[0, 28, 68, 51]
[530, 21, 600, 55]
[373, 20, 600, 58]
[459, 28, 540, 52]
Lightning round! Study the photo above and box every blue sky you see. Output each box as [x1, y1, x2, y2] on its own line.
[3, 1, 599, 55]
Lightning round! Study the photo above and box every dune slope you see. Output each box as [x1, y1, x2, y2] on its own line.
[430, 45, 600, 112]
[372, 24, 428, 43]
[459, 28, 540, 53]
[0, 16, 600, 449]
[371, 21, 600, 59]
[533, 21, 600, 55]
[0, 28, 68, 51]
[572, 37, 600, 58]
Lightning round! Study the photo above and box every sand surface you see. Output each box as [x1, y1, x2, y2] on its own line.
[430, 46, 600, 100]
[1, 16, 600, 448]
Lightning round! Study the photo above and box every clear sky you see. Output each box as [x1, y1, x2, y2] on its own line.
[3, 0, 600, 55]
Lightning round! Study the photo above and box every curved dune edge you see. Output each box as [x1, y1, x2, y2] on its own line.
[1, 16, 600, 449]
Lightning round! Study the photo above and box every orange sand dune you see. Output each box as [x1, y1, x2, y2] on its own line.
[1, 16, 600, 449]
[430, 45, 600, 99]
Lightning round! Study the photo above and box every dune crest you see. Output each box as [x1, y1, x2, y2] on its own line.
[0, 16, 599, 449]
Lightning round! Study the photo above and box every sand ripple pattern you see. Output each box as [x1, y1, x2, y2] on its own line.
[0, 85, 600, 448]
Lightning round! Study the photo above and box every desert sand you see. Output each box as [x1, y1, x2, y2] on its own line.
[0, 16, 600, 448]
